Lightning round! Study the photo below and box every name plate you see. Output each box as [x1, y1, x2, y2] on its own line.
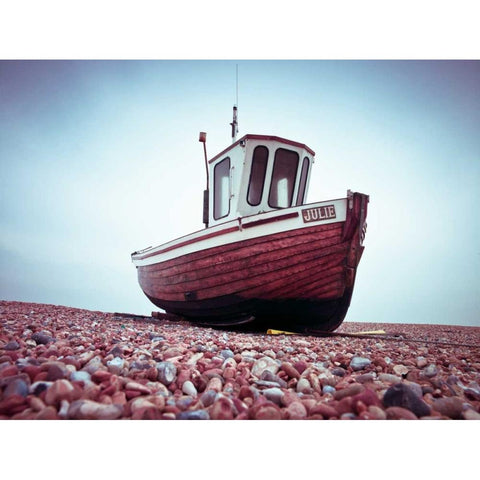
[301, 205, 336, 223]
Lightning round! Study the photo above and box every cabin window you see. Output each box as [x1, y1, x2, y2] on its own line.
[296, 157, 310, 205]
[268, 148, 299, 208]
[213, 157, 231, 219]
[247, 146, 269, 206]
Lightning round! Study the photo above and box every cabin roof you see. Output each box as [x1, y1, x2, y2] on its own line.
[208, 134, 315, 164]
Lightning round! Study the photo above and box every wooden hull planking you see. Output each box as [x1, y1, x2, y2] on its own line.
[134, 192, 368, 331]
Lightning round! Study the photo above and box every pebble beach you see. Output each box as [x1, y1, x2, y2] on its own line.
[1, 300, 479, 420]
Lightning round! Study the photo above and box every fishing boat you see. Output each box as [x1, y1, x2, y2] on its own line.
[131, 107, 369, 332]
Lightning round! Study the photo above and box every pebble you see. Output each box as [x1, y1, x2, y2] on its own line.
[107, 357, 125, 375]
[31, 332, 55, 345]
[156, 361, 177, 385]
[1, 301, 479, 421]
[322, 385, 336, 395]
[385, 406, 418, 420]
[30, 381, 53, 395]
[432, 396, 464, 419]
[416, 356, 428, 368]
[393, 365, 409, 376]
[182, 380, 197, 396]
[45, 379, 76, 406]
[209, 397, 235, 419]
[350, 357, 371, 371]
[368, 405, 387, 420]
[4, 378, 29, 398]
[310, 403, 338, 418]
[84, 356, 104, 374]
[287, 401, 308, 419]
[463, 409, 480, 420]
[200, 390, 218, 408]
[44, 362, 69, 381]
[3, 341, 20, 351]
[260, 370, 287, 387]
[186, 352, 204, 366]
[177, 409, 209, 420]
[383, 383, 431, 417]
[334, 383, 365, 400]
[378, 373, 402, 384]
[355, 373, 376, 384]
[67, 399, 123, 419]
[281, 362, 301, 379]
[206, 377, 223, 392]
[296, 378, 312, 394]
[251, 356, 280, 377]
[252, 402, 282, 420]
[220, 349, 234, 359]
[262, 387, 284, 405]
[422, 364, 439, 378]
[70, 371, 92, 383]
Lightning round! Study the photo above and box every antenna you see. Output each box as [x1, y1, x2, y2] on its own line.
[236, 63, 239, 107]
[230, 64, 239, 142]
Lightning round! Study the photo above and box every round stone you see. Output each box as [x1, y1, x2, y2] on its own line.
[220, 349, 234, 359]
[107, 357, 125, 375]
[45, 379, 76, 406]
[252, 356, 280, 378]
[322, 385, 336, 395]
[287, 401, 307, 419]
[385, 406, 418, 420]
[200, 390, 218, 408]
[296, 377, 312, 394]
[334, 383, 364, 400]
[177, 409, 209, 420]
[67, 399, 123, 420]
[432, 396, 464, 419]
[281, 362, 301, 379]
[382, 383, 431, 417]
[3, 341, 20, 351]
[209, 397, 235, 420]
[378, 373, 402, 384]
[182, 380, 197, 396]
[422, 364, 439, 378]
[157, 361, 177, 385]
[70, 371, 91, 383]
[253, 403, 282, 420]
[262, 387, 284, 405]
[4, 378, 29, 398]
[416, 356, 428, 368]
[350, 357, 371, 371]
[31, 332, 55, 345]
[84, 356, 104, 374]
[393, 365, 409, 376]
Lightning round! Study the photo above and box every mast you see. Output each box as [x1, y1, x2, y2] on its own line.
[230, 64, 239, 142]
[199, 131, 209, 227]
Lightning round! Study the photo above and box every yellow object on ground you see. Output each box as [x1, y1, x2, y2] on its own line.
[267, 329, 297, 335]
[350, 330, 386, 335]
[266, 328, 387, 336]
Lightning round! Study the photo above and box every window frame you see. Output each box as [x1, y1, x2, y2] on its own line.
[213, 157, 231, 220]
[267, 148, 299, 209]
[295, 157, 310, 206]
[246, 145, 269, 206]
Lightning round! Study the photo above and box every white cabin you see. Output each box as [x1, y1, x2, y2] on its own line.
[205, 134, 315, 227]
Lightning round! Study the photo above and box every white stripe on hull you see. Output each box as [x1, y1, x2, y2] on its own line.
[132, 198, 347, 267]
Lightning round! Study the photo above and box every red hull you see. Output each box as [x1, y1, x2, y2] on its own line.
[134, 193, 368, 332]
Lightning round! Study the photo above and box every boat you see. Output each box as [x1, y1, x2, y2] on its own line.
[131, 107, 369, 332]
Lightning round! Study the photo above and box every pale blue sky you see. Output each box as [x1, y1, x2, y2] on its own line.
[1, 60, 479, 326]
